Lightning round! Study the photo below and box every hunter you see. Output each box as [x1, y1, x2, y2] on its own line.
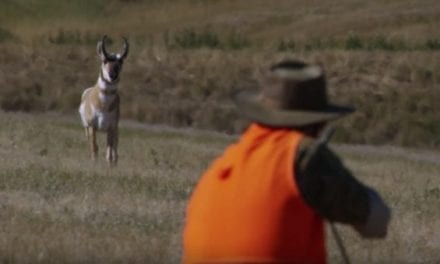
[183, 59, 391, 263]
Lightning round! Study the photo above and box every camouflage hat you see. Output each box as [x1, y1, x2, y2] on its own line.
[234, 60, 354, 127]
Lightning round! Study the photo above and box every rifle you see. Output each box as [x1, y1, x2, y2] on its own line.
[301, 126, 351, 264]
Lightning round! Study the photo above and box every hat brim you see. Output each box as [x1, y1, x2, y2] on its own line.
[234, 90, 354, 127]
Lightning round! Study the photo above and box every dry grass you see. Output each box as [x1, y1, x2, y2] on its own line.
[0, 111, 439, 263]
[1, 44, 440, 147]
[0, 111, 228, 263]
[2, 0, 440, 43]
[0, 1, 439, 262]
[329, 144, 440, 263]
[1, 0, 440, 148]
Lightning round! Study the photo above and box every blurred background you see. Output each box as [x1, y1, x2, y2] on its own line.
[1, 0, 440, 146]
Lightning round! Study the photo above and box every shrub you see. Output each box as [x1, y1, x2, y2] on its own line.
[224, 31, 251, 50]
[277, 39, 296, 52]
[0, 27, 16, 42]
[277, 34, 440, 52]
[422, 39, 440, 50]
[366, 35, 408, 51]
[168, 28, 221, 49]
[48, 29, 101, 45]
[0, 82, 43, 112]
[344, 34, 363, 50]
[165, 28, 251, 50]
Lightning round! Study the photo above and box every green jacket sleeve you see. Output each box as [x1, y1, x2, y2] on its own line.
[294, 137, 370, 224]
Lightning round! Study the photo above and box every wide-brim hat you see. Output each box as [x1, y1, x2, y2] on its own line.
[233, 60, 354, 127]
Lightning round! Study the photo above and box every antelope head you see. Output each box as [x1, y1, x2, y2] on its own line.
[96, 35, 129, 84]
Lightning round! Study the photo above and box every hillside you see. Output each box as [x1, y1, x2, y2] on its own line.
[0, 0, 440, 147]
[2, 0, 440, 44]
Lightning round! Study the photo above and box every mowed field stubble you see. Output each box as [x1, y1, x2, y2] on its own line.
[0, 0, 440, 263]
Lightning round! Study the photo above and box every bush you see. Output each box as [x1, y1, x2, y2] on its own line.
[344, 34, 363, 50]
[366, 35, 408, 51]
[277, 39, 297, 52]
[164, 28, 251, 50]
[422, 39, 440, 50]
[277, 34, 440, 52]
[225, 31, 251, 50]
[166, 28, 220, 49]
[0, 27, 16, 42]
[48, 29, 101, 45]
[0, 83, 43, 112]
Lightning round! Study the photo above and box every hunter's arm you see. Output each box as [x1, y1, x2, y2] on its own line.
[294, 137, 391, 238]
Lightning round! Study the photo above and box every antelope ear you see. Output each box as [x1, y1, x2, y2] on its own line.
[97, 40, 105, 60]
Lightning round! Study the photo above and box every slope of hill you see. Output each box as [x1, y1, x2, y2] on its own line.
[0, 0, 439, 148]
[2, 0, 440, 44]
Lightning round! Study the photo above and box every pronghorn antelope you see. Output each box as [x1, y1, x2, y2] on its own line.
[79, 35, 129, 166]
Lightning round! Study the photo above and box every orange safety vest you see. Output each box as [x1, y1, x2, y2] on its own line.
[183, 123, 325, 264]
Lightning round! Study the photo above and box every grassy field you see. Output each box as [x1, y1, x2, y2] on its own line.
[1, 0, 440, 45]
[0, 111, 439, 263]
[0, 0, 440, 147]
[0, 2, 440, 261]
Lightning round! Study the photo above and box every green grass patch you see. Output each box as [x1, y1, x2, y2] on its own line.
[0, 27, 16, 42]
[48, 29, 101, 45]
[278, 34, 440, 52]
[164, 27, 251, 50]
[166, 27, 221, 49]
[0, 0, 108, 21]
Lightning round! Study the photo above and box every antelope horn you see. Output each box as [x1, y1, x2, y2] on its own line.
[97, 35, 110, 60]
[120, 37, 129, 59]
[101, 35, 110, 60]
